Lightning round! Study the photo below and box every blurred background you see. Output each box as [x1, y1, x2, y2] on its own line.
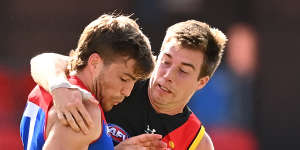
[1, 0, 299, 149]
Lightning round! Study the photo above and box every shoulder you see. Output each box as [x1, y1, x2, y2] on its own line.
[85, 101, 102, 124]
[185, 110, 201, 128]
[185, 111, 214, 150]
[45, 102, 102, 149]
[28, 85, 53, 113]
[196, 132, 214, 150]
[75, 101, 103, 139]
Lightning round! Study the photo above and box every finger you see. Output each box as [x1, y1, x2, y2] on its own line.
[64, 111, 80, 132]
[133, 134, 163, 143]
[133, 134, 167, 148]
[141, 140, 167, 148]
[56, 111, 68, 125]
[70, 108, 88, 134]
[77, 103, 94, 128]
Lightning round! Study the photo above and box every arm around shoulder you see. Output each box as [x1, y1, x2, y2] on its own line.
[31, 53, 98, 134]
[196, 132, 214, 150]
[30, 53, 70, 92]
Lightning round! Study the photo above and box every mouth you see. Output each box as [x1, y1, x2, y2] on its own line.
[158, 84, 172, 93]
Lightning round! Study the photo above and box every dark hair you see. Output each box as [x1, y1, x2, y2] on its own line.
[161, 20, 227, 79]
[69, 14, 154, 79]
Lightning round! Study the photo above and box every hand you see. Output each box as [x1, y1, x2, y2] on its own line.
[51, 87, 98, 134]
[114, 134, 169, 150]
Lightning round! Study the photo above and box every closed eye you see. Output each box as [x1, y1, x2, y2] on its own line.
[120, 78, 129, 82]
[179, 69, 188, 73]
[162, 60, 170, 65]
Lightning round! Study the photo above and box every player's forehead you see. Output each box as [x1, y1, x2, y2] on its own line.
[109, 57, 137, 79]
[160, 40, 204, 71]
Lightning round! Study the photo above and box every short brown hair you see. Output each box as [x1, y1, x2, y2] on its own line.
[161, 20, 227, 79]
[69, 14, 154, 79]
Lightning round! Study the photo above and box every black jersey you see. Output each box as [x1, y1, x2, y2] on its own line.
[105, 79, 205, 149]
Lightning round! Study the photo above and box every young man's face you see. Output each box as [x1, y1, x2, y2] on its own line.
[149, 39, 209, 113]
[93, 57, 137, 112]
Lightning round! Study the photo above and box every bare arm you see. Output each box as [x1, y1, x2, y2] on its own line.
[30, 53, 70, 91]
[196, 132, 214, 150]
[43, 102, 101, 150]
[30, 53, 97, 134]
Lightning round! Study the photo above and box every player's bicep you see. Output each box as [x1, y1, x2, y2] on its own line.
[43, 119, 90, 150]
[43, 104, 102, 150]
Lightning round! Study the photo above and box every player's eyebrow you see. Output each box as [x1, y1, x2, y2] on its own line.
[123, 73, 136, 81]
[164, 53, 195, 71]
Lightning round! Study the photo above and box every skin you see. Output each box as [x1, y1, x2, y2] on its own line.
[148, 39, 213, 149]
[31, 53, 98, 133]
[30, 40, 215, 149]
[81, 54, 137, 112]
[41, 53, 167, 150]
[197, 133, 214, 150]
[148, 39, 209, 115]
[45, 104, 166, 150]
[44, 99, 102, 150]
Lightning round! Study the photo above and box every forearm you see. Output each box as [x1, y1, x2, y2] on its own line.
[30, 53, 70, 92]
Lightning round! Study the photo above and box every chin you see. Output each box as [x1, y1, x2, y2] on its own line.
[102, 105, 112, 112]
[151, 96, 168, 105]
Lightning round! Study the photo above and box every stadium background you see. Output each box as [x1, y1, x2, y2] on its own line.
[0, 0, 299, 149]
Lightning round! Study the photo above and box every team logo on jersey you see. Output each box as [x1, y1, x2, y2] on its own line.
[145, 125, 156, 134]
[107, 123, 129, 143]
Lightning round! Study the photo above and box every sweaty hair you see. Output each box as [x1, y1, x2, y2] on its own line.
[69, 14, 154, 79]
[161, 20, 227, 79]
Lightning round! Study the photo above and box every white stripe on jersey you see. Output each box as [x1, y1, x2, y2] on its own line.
[23, 101, 40, 150]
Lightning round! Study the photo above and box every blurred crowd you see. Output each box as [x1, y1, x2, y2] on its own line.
[188, 23, 259, 150]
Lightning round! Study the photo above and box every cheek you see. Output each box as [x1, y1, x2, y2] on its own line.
[100, 81, 113, 98]
[154, 66, 165, 77]
[154, 62, 163, 72]
[176, 79, 196, 93]
[106, 81, 122, 95]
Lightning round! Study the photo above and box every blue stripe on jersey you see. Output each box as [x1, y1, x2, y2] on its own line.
[20, 101, 46, 150]
[20, 107, 30, 149]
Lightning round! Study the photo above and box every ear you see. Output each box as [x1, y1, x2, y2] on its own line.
[87, 53, 104, 73]
[196, 76, 210, 91]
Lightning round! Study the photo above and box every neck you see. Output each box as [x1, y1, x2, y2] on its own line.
[74, 68, 94, 93]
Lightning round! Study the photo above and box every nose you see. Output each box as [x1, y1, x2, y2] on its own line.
[121, 82, 135, 97]
[163, 67, 175, 82]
